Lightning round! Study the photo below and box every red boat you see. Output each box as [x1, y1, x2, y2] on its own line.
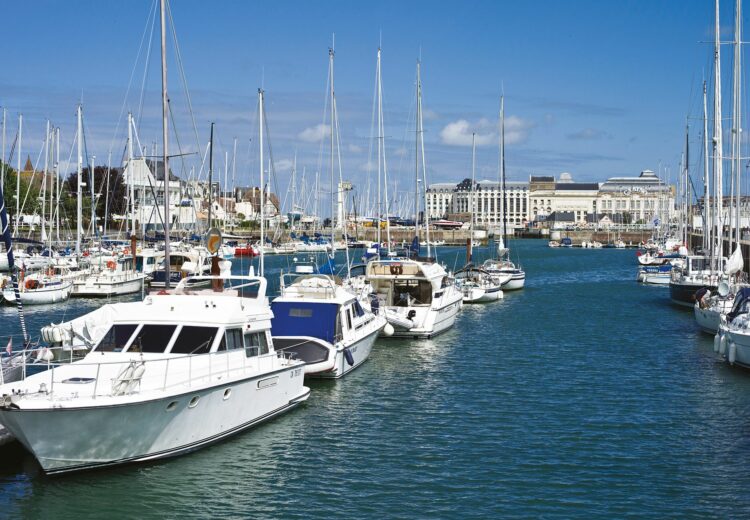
[234, 244, 257, 257]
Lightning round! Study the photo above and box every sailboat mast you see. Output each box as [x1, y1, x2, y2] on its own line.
[41, 120, 49, 243]
[1, 108, 5, 188]
[703, 81, 711, 254]
[414, 62, 420, 245]
[417, 60, 431, 258]
[258, 88, 265, 276]
[15, 114, 21, 238]
[208, 122, 214, 230]
[733, 0, 742, 249]
[128, 112, 136, 236]
[713, 0, 724, 261]
[55, 127, 60, 242]
[684, 123, 690, 247]
[76, 107, 82, 255]
[471, 132, 476, 261]
[500, 96, 508, 248]
[376, 48, 383, 247]
[329, 47, 336, 238]
[160, 0, 171, 289]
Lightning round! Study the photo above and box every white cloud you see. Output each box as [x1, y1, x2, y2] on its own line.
[566, 128, 612, 141]
[504, 116, 534, 145]
[439, 118, 496, 147]
[275, 158, 294, 171]
[423, 109, 439, 121]
[360, 160, 377, 172]
[348, 143, 363, 153]
[298, 123, 330, 143]
[394, 146, 408, 157]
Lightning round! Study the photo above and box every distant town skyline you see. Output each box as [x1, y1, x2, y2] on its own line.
[0, 0, 729, 208]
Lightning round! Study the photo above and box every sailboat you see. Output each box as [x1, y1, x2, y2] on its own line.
[482, 95, 526, 290]
[457, 133, 505, 303]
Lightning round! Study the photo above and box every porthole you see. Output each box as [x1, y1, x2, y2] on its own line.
[223, 388, 232, 400]
[188, 395, 200, 408]
[166, 401, 177, 412]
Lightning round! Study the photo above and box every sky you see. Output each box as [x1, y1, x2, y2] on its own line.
[0, 0, 737, 215]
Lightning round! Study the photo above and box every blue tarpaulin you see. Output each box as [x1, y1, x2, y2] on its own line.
[271, 301, 340, 343]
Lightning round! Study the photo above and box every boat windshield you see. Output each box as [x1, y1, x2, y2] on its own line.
[169, 326, 219, 355]
[95, 324, 138, 352]
[127, 324, 178, 353]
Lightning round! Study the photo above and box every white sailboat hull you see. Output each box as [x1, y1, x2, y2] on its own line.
[72, 273, 146, 297]
[3, 281, 73, 305]
[388, 291, 463, 338]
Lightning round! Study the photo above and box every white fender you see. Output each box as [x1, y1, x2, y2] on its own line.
[720, 334, 727, 356]
[51, 326, 63, 344]
[124, 364, 146, 394]
[381, 323, 395, 337]
[112, 363, 135, 396]
[40, 326, 51, 343]
[714, 334, 721, 353]
[42, 348, 55, 362]
[729, 341, 737, 365]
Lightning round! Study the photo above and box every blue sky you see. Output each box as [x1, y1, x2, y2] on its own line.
[0, 0, 734, 212]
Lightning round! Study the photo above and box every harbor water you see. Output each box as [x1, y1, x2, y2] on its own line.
[2, 240, 750, 518]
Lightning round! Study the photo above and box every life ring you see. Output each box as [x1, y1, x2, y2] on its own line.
[389, 264, 403, 276]
[124, 248, 131, 255]
[83, 251, 90, 257]
[106, 260, 116, 270]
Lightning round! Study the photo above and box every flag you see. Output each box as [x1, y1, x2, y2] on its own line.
[5, 337, 11, 356]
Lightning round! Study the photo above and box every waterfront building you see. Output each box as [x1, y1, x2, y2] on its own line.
[427, 169, 676, 230]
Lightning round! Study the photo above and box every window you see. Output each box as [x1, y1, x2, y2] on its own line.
[289, 308, 313, 318]
[95, 324, 138, 352]
[244, 331, 269, 357]
[128, 324, 177, 353]
[353, 300, 366, 317]
[171, 326, 219, 354]
[220, 328, 244, 351]
[346, 308, 353, 330]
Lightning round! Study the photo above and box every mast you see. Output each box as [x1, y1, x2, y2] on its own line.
[470, 132, 476, 262]
[15, 114, 21, 237]
[732, 0, 742, 250]
[712, 0, 724, 261]
[703, 81, 711, 254]
[55, 127, 60, 242]
[684, 123, 690, 248]
[160, 0, 171, 289]
[1, 108, 5, 188]
[500, 95, 508, 253]
[417, 60, 431, 258]
[223, 151, 228, 233]
[76, 106, 82, 255]
[127, 112, 135, 236]
[208, 122, 214, 229]
[376, 48, 383, 247]
[232, 136, 237, 231]
[258, 88, 265, 276]
[41, 120, 49, 243]
[329, 46, 335, 236]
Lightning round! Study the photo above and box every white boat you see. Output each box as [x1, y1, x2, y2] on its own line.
[482, 258, 525, 291]
[135, 248, 165, 276]
[2, 273, 73, 305]
[695, 285, 735, 334]
[366, 258, 462, 338]
[455, 265, 505, 303]
[72, 256, 147, 297]
[716, 288, 750, 366]
[0, 273, 310, 474]
[271, 268, 386, 378]
[150, 248, 212, 289]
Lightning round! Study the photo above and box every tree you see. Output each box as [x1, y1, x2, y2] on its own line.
[64, 166, 127, 229]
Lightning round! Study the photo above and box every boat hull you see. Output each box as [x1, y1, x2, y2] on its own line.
[501, 273, 525, 291]
[694, 304, 721, 334]
[0, 368, 310, 474]
[3, 281, 73, 305]
[389, 292, 463, 339]
[669, 281, 714, 308]
[72, 275, 145, 297]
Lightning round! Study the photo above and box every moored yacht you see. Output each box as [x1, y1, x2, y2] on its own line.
[669, 255, 727, 308]
[271, 267, 386, 378]
[365, 257, 462, 338]
[0, 274, 310, 474]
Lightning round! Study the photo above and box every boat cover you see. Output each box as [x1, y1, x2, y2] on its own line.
[271, 301, 339, 343]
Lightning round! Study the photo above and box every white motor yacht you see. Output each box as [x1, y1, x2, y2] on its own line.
[715, 288, 750, 367]
[271, 268, 386, 378]
[0, 274, 310, 474]
[365, 258, 462, 338]
[72, 256, 147, 297]
[2, 272, 73, 305]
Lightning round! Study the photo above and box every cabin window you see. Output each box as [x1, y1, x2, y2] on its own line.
[393, 280, 433, 306]
[128, 324, 177, 353]
[352, 300, 366, 318]
[289, 308, 313, 318]
[95, 324, 138, 352]
[170, 326, 218, 355]
[346, 308, 353, 330]
[223, 329, 244, 351]
[244, 331, 269, 357]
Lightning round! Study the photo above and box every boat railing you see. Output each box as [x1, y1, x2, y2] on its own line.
[6, 345, 297, 401]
